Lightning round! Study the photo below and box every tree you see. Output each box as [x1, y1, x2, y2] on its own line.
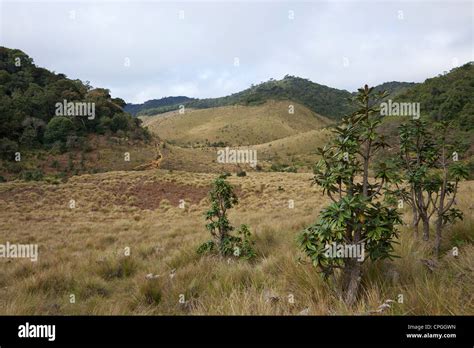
[298, 85, 402, 306]
[397, 120, 468, 255]
[44, 117, 75, 144]
[430, 122, 469, 257]
[110, 113, 130, 133]
[397, 119, 438, 240]
[198, 174, 255, 259]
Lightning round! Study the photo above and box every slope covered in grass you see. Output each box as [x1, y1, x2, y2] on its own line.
[142, 100, 332, 147]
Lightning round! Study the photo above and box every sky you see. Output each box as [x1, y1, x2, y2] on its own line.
[0, 0, 473, 104]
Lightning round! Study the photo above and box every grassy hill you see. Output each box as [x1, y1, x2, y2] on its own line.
[141, 100, 332, 147]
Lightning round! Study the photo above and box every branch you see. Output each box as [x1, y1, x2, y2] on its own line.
[442, 180, 459, 214]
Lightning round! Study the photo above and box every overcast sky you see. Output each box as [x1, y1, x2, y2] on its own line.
[1, 0, 472, 103]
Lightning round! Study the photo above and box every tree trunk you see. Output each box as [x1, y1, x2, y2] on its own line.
[421, 215, 430, 241]
[415, 190, 430, 241]
[434, 216, 443, 258]
[412, 205, 420, 238]
[342, 259, 362, 306]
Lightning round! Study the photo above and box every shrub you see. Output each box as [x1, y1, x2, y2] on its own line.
[0, 138, 19, 160]
[110, 113, 130, 132]
[21, 169, 44, 181]
[44, 117, 75, 144]
[197, 175, 256, 259]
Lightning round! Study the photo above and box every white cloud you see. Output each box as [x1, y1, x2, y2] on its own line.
[1, 0, 472, 103]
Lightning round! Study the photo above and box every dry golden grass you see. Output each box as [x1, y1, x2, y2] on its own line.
[141, 100, 331, 147]
[0, 170, 472, 315]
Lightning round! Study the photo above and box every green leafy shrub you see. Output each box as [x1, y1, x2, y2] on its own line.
[197, 175, 256, 259]
[0, 138, 19, 160]
[110, 113, 130, 132]
[44, 117, 75, 144]
[21, 169, 44, 181]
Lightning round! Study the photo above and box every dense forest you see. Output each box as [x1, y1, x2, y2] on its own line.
[395, 62, 474, 129]
[0, 47, 150, 161]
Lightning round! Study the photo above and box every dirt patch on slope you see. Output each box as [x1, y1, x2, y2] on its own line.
[113, 181, 210, 209]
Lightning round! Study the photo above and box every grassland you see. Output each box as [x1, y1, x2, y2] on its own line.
[0, 134, 158, 182]
[0, 98, 472, 315]
[141, 100, 331, 147]
[140, 100, 332, 173]
[0, 169, 472, 315]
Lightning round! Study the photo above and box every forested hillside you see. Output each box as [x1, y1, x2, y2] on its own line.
[0, 47, 150, 154]
[135, 75, 355, 119]
[0, 47, 153, 181]
[132, 77, 418, 120]
[125, 96, 195, 116]
[395, 62, 473, 129]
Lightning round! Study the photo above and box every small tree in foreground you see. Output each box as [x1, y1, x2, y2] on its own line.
[298, 85, 402, 306]
[396, 119, 438, 240]
[197, 174, 256, 259]
[430, 122, 468, 257]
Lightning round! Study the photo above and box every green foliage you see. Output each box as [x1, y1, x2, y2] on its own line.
[110, 113, 130, 132]
[198, 175, 256, 259]
[0, 137, 19, 160]
[196, 240, 215, 255]
[21, 169, 44, 181]
[136, 75, 356, 119]
[44, 117, 75, 144]
[125, 96, 194, 116]
[395, 62, 474, 129]
[397, 118, 469, 253]
[135, 78, 417, 119]
[0, 46, 149, 148]
[298, 85, 402, 302]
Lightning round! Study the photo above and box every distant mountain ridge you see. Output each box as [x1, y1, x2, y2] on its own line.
[125, 96, 195, 116]
[129, 76, 416, 120]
